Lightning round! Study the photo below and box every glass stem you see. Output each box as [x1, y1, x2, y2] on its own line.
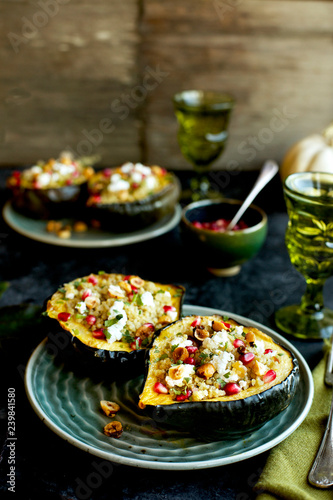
[300, 278, 325, 315]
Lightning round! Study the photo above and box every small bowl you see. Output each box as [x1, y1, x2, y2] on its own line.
[181, 199, 268, 277]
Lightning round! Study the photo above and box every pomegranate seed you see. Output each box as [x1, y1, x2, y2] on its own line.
[82, 289, 92, 300]
[163, 305, 176, 312]
[143, 323, 155, 331]
[176, 389, 192, 401]
[264, 349, 273, 354]
[65, 179, 72, 185]
[13, 171, 21, 178]
[92, 195, 102, 203]
[187, 345, 198, 354]
[239, 352, 255, 365]
[130, 337, 142, 350]
[123, 275, 131, 281]
[263, 370, 277, 383]
[103, 168, 112, 177]
[223, 321, 231, 329]
[184, 357, 196, 365]
[153, 382, 168, 394]
[88, 275, 98, 285]
[86, 315, 96, 325]
[130, 285, 138, 292]
[58, 312, 71, 321]
[233, 339, 245, 349]
[224, 383, 241, 396]
[131, 182, 140, 189]
[192, 221, 203, 229]
[191, 317, 201, 327]
[92, 329, 106, 339]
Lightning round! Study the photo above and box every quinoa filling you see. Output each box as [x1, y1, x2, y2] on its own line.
[149, 316, 286, 402]
[86, 162, 174, 205]
[47, 273, 184, 351]
[7, 152, 94, 190]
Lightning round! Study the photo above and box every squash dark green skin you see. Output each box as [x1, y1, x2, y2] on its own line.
[10, 182, 89, 220]
[139, 318, 300, 441]
[87, 174, 181, 232]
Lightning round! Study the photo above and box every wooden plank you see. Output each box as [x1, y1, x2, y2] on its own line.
[141, 0, 333, 170]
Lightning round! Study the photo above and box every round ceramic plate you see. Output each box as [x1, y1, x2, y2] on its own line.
[2, 200, 182, 248]
[25, 304, 313, 470]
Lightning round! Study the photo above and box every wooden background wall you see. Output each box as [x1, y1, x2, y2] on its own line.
[1, 0, 333, 170]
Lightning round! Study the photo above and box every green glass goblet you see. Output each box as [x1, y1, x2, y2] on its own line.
[173, 90, 235, 202]
[275, 172, 333, 340]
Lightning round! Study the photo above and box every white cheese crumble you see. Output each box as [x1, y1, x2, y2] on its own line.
[255, 339, 265, 355]
[37, 172, 52, 187]
[106, 301, 127, 343]
[211, 351, 235, 376]
[169, 335, 193, 349]
[234, 326, 244, 336]
[141, 291, 155, 307]
[166, 310, 177, 321]
[202, 330, 229, 350]
[65, 292, 75, 299]
[75, 301, 87, 314]
[108, 284, 125, 297]
[107, 178, 130, 192]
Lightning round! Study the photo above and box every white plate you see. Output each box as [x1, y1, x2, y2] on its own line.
[2, 200, 182, 248]
[24, 304, 314, 470]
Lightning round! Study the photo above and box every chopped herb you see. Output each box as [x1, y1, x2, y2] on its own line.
[278, 353, 284, 356]
[73, 281, 81, 289]
[223, 315, 229, 321]
[98, 270, 106, 275]
[104, 314, 123, 327]
[75, 313, 86, 319]
[183, 377, 190, 384]
[155, 353, 169, 362]
[58, 287, 66, 294]
[155, 289, 165, 294]
[224, 372, 230, 379]
[41, 311, 48, 317]
[171, 344, 179, 352]
[122, 329, 134, 343]
[171, 360, 184, 366]
[72, 329, 79, 336]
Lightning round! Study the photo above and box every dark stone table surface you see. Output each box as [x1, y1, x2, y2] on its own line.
[0, 169, 331, 500]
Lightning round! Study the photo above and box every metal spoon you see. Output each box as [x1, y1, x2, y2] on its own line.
[226, 160, 279, 231]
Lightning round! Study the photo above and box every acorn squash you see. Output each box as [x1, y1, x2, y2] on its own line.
[45, 273, 185, 380]
[86, 163, 181, 232]
[7, 153, 94, 219]
[280, 122, 333, 181]
[138, 315, 299, 441]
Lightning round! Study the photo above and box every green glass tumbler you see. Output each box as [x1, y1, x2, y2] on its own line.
[173, 90, 235, 201]
[275, 172, 333, 340]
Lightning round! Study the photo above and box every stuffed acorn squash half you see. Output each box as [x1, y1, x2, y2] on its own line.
[45, 273, 185, 379]
[138, 315, 299, 441]
[86, 162, 181, 232]
[7, 152, 94, 219]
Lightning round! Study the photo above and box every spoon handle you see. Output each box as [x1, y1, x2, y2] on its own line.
[226, 160, 279, 230]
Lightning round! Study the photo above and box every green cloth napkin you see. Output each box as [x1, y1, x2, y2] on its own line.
[253, 355, 332, 500]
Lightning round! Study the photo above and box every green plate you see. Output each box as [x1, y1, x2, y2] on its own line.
[3, 200, 182, 248]
[24, 305, 313, 470]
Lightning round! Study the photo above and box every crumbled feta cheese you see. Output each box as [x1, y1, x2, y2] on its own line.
[143, 175, 157, 190]
[141, 291, 155, 307]
[133, 163, 151, 176]
[166, 310, 177, 321]
[169, 335, 193, 349]
[106, 301, 127, 343]
[52, 162, 75, 176]
[108, 284, 125, 297]
[65, 292, 75, 299]
[120, 162, 134, 173]
[202, 330, 229, 350]
[37, 172, 52, 187]
[211, 351, 235, 376]
[75, 301, 87, 314]
[234, 326, 244, 336]
[30, 166, 42, 174]
[255, 339, 265, 355]
[131, 171, 143, 183]
[164, 291, 171, 298]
